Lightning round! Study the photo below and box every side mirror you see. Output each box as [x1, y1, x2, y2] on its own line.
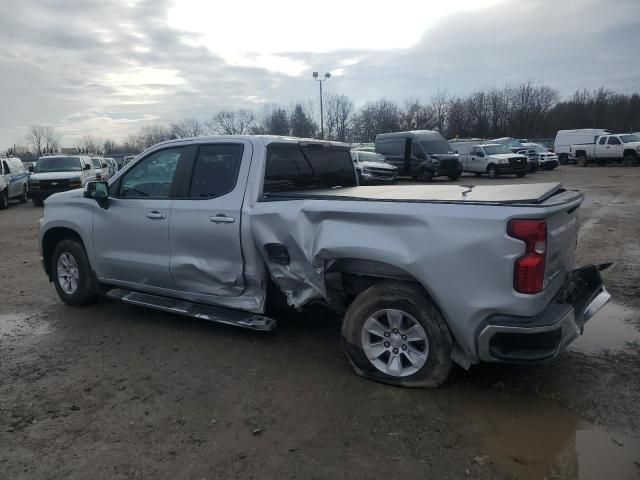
[84, 181, 109, 208]
[28, 165, 34, 172]
[84, 163, 91, 170]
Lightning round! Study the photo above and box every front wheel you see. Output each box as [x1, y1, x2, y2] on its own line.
[420, 170, 434, 182]
[0, 189, 8, 210]
[52, 239, 99, 306]
[623, 154, 638, 167]
[487, 164, 499, 179]
[341, 281, 453, 388]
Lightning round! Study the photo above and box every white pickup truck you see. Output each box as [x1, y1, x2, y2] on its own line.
[571, 133, 640, 167]
[38, 136, 610, 387]
[453, 142, 529, 178]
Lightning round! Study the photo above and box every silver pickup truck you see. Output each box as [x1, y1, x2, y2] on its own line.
[39, 136, 610, 387]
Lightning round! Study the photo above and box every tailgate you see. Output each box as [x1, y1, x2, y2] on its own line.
[544, 196, 581, 288]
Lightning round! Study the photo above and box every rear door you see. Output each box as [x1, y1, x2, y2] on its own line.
[92, 146, 194, 290]
[607, 136, 623, 160]
[168, 141, 251, 297]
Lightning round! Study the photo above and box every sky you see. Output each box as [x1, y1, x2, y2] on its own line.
[0, 0, 639, 149]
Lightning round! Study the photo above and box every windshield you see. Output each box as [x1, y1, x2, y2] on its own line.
[420, 140, 454, 155]
[357, 151, 387, 163]
[620, 134, 640, 143]
[495, 138, 523, 149]
[35, 157, 82, 173]
[92, 158, 102, 168]
[483, 145, 511, 155]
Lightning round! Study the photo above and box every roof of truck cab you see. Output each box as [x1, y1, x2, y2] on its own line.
[145, 135, 350, 150]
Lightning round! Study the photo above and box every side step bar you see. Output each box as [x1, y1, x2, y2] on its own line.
[106, 289, 277, 332]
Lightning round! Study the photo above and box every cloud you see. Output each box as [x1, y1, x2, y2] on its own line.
[0, 0, 638, 149]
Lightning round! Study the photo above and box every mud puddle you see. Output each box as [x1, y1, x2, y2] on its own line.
[571, 302, 640, 354]
[0, 313, 50, 338]
[443, 391, 640, 480]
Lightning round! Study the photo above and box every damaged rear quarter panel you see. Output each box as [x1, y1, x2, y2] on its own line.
[249, 197, 546, 360]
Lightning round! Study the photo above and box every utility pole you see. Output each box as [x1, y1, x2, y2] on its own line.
[313, 71, 331, 139]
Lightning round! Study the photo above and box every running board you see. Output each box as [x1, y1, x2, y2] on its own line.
[106, 289, 276, 331]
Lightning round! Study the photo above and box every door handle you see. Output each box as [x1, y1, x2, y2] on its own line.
[145, 211, 166, 219]
[209, 214, 235, 224]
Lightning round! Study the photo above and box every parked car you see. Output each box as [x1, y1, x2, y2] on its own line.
[491, 137, 538, 172]
[571, 133, 640, 167]
[350, 150, 397, 184]
[38, 136, 610, 387]
[375, 130, 462, 181]
[91, 156, 109, 180]
[554, 129, 609, 164]
[454, 142, 528, 178]
[29, 155, 95, 206]
[0, 157, 29, 209]
[104, 157, 118, 177]
[521, 143, 559, 170]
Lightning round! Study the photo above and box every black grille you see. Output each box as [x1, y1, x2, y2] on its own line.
[368, 168, 395, 178]
[439, 159, 459, 169]
[39, 179, 71, 188]
[509, 157, 527, 167]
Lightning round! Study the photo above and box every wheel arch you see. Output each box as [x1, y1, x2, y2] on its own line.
[623, 149, 637, 158]
[42, 227, 86, 279]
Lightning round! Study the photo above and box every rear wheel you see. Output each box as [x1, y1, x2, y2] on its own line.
[52, 239, 98, 306]
[487, 164, 499, 179]
[341, 281, 453, 388]
[0, 189, 8, 210]
[623, 154, 638, 167]
[19, 185, 28, 203]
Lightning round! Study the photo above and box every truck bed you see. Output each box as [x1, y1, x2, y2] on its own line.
[265, 182, 580, 206]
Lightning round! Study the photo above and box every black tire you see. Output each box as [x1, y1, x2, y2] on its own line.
[19, 185, 28, 203]
[32, 197, 43, 207]
[51, 239, 99, 306]
[341, 281, 454, 388]
[559, 154, 568, 165]
[487, 164, 499, 179]
[420, 170, 433, 182]
[0, 189, 8, 210]
[516, 171, 527, 178]
[576, 156, 588, 167]
[623, 154, 638, 167]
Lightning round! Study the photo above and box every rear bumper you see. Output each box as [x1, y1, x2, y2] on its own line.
[476, 264, 610, 363]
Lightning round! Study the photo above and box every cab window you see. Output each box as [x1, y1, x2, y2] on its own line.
[117, 148, 184, 198]
[2, 161, 10, 174]
[598, 137, 607, 145]
[188, 144, 244, 198]
[608, 137, 621, 145]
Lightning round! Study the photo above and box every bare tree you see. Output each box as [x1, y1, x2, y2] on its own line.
[103, 138, 118, 154]
[139, 124, 172, 149]
[399, 99, 436, 131]
[122, 135, 143, 152]
[430, 89, 450, 133]
[170, 118, 206, 138]
[26, 125, 60, 155]
[208, 109, 256, 135]
[79, 135, 103, 154]
[325, 93, 354, 142]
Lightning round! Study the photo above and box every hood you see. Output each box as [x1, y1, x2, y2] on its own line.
[30, 171, 83, 181]
[358, 161, 397, 170]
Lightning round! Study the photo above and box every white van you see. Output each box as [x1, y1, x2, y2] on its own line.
[0, 157, 29, 209]
[29, 155, 95, 206]
[554, 129, 609, 164]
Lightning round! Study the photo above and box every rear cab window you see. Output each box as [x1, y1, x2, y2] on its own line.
[263, 144, 356, 195]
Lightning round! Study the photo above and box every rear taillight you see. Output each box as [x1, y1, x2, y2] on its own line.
[508, 219, 547, 294]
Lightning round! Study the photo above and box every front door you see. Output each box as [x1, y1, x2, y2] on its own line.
[169, 142, 250, 298]
[595, 136, 608, 159]
[607, 136, 623, 160]
[92, 146, 193, 290]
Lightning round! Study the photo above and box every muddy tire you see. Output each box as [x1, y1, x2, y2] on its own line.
[341, 281, 453, 388]
[52, 239, 99, 306]
[420, 170, 433, 182]
[623, 154, 638, 167]
[32, 197, 43, 207]
[487, 164, 499, 179]
[0, 189, 8, 210]
[19, 185, 28, 203]
[577, 156, 588, 167]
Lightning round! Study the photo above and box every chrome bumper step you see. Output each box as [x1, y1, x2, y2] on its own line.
[106, 289, 276, 331]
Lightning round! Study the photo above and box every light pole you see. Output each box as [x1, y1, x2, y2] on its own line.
[313, 71, 331, 139]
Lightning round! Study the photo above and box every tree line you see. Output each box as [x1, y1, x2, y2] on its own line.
[5, 83, 640, 156]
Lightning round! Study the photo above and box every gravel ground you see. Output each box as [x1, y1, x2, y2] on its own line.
[1, 166, 639, 479]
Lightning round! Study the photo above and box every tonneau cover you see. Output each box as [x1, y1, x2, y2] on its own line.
[269, 182, 567, 205]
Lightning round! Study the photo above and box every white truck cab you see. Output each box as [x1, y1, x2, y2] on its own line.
[571, 133, 640, 167]
[0, 157, 29, 209]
